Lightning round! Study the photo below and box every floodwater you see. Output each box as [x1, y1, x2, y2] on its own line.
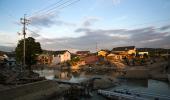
[34, 69, 170, 99]
[34, 69, 89, 82]
[108, 79, 170, 100]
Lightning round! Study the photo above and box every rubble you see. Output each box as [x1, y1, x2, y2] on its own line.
[0, 65, 45, 85]
[93, 76, 118, 89]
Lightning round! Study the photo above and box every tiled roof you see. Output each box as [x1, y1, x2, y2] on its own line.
[42, 50, 69, 55]
[54, 50, 68, 55]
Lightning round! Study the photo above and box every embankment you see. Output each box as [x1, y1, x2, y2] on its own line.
[0, 80, 62, 100]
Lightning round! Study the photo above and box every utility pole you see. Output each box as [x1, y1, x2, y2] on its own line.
[96, 42, 98, 53]
[20, 14, 29, 71]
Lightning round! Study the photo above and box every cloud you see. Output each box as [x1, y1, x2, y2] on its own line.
[109, 34, 130, 38]
[159, 24, 170, 31]
[30, 13, 57, 27]
[26, 29, 41, 38]
[1, 22, 168, 52]
[0, 32, 18, 46]
[57, 20, 76, 26]
[37, 24, 170, 52]
[30, 32, 40, 38]
[74, 28, 91, 33]
[141, 38, 163, 43]
[112, 0, 121, 5]
[82, 17, 100, 27]
[29, 13, 75, 27]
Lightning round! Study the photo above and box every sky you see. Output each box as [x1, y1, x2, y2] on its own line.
[0, 0, 170, 52]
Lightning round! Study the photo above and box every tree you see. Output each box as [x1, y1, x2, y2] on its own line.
[15, 37, 42, 69]
[143, 53, 148, 59]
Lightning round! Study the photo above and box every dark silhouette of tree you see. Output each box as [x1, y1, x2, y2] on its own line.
[143, 53, 148, 59]
[15, 37, 42, 70]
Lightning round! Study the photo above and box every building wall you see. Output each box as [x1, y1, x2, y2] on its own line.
[52, 51, 71, 65]
[60, 51, 71, 62]
[128, 49, 136, 55]
[138, 52, 149, 55]
[83, 55, 99, 64]
[52, 55, 60, 65]
[138, 52, 149, 58]
[98, 51, 107, 57]
[37, 54, 52, 65]
[107, 54, 124, 61]
[76, 51, 90, 57]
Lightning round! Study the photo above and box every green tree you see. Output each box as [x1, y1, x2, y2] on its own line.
[15, 37, 42, 69]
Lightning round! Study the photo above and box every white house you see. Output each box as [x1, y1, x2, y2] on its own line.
[138, 52, 149, 55]
[52, 50, 71, 65]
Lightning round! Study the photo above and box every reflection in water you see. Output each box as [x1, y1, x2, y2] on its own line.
[34, 69, 82, 81]
[58, 71, 71, 80]
[34, 69, 55, 80]
[34, 69, 170, 96]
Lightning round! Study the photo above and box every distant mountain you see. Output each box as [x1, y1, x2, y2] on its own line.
[0, 46, 15, 52]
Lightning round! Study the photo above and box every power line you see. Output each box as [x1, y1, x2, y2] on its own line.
[41, 0, 72, 14]
[31, 0, 79, 18]
[27, 28, 38, 35]
[29, 0, 80, 19]
[47, 0, 80, 15]
[30, 0, 64, 18]
[59, 0, 80, 10]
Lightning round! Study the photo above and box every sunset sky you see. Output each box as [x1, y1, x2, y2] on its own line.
[0, 0, 170, 52]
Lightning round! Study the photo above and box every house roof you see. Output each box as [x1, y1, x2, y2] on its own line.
[42, 50, 55, 55]
[112, 46, 135, 51]
[42, 50, 70, 55]
[54, 50, 69, 55]
[98, 49, 110, 53]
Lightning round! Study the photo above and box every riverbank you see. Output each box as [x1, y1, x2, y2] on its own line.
[0, 80, 71, 100]
[117, 61, 170, 81]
